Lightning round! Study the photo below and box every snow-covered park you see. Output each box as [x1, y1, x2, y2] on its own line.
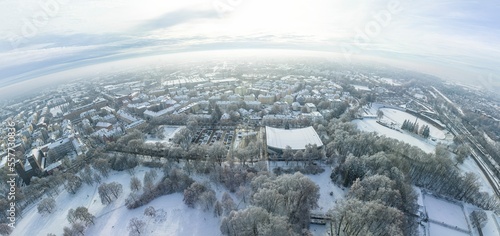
[422, 193, 500, 236]
[428, 223, 469, 236]
[424, 194, 469, 230]
[145, 126, 184, 145]
[354, 104, 448, 153]
[353, 118, 437, 153]
[11, 167, 221, 236]
[379, 108, 446, 140]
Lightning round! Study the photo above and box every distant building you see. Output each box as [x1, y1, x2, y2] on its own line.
[143, 104, 181, 120]
[235, 86, 248, 96]
[258, 94, 275, 104]
[244, 94, 256, 101]
[283, 95, 294, 105]
[304, 103, 317, 113]
[125, 120, 146, 130]
[117, 110, 138, 124]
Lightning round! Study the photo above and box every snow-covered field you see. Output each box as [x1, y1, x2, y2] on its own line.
[310, 224, 328, 236]
[306, 169, 345, 236]
[86, 193, 220, 236]
[145, 126, 184, 144]
[460, 156, 495, 195]
[428, 223, 469, 236]
[306, 170, 346, 215]
[12, 167, 221, 236]
[463, 206, 500, 236]
[379, 108, 446, 140]
[353, 118, 436, 153]
[424, 194, 468, 230]
[478, 211, 500, 236]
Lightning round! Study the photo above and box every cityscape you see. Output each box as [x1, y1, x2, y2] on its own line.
[0, 56, 499, 236]
[0, 0, 500, 236]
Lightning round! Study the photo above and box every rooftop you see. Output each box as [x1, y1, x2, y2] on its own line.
[265, 126, 323, 150]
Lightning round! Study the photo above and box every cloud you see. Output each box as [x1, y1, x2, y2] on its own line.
[135, 8, 219, 32]
[0, 0, 499, 89]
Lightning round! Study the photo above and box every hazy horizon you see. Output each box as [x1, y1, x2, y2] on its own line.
[1, 0, 499, 93]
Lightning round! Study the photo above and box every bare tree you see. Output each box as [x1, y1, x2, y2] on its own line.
[64, 175, 83, 194]
[93, 173, 102, 184]
[128, 217, 146, 236]
[79, 165, 94, 185]
[470, 210, 487, 234]
[214, 200, 223, 217]
[98, 182, 123, 205]
[92, 158, 111, 177]
[130, 176, 142, 192]
[377, 110, 384, 120]
[144, 206, 156, 217]
[37, 197, 56, 214]
[221, 192, 237, 216]
[63, 222, 85, 236]
[209, 142, 228, 167]
[199, 190, 217, 211]
[67, 207, 95, 226]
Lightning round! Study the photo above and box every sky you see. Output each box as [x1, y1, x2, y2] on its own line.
[0, 0, 499, 93]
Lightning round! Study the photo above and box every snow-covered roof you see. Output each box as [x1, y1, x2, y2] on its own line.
[96, 122, 112, 128]
[265, 126, 323, 150]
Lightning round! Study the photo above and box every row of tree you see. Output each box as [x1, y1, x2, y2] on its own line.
[322, 117, 499, 235]
[401, 119, 430, 138]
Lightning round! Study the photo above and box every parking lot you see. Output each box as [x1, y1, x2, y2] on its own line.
[192, 128, 236, 149]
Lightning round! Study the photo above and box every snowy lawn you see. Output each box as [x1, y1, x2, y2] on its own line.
[12, 166, 221, 236]
[463, 205, 500, 236]
[306, 170, 346, 215]
[424, 194, 468, 230]
[353, 118, 436, 153]
[379, 108, 446, 140]
[460, 156, 495, 195]
[429, 222, 469, 236]
[86, 193, 221, 236]
[480, 212, 500, 236]
[310, 224, 327, 236]
[145, 126, 184, 144]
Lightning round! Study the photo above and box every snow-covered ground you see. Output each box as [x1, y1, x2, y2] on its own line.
[86, 193, 220, 236]
[267, 162, 345, 236]
[460, 156, 495, 195]
[145, 126, 184, 145]
[463, 205, 500, 236]
[428, 223, 469, 236]
[424, 194, 468, 230]
[353, 118, 437, 153]
[12, 167, 221, 236]
[352, 85, 371, 91]
[379, 78, 401, 86]
[480, 212, 500, 236]
[306, 169, 346, 215]
[306, 169, 345, 236]
[379, 108, 446, 140]
[310, 224, 328, 236]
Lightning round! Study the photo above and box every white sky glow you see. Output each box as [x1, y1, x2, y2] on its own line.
[0, 0, 499, 89]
